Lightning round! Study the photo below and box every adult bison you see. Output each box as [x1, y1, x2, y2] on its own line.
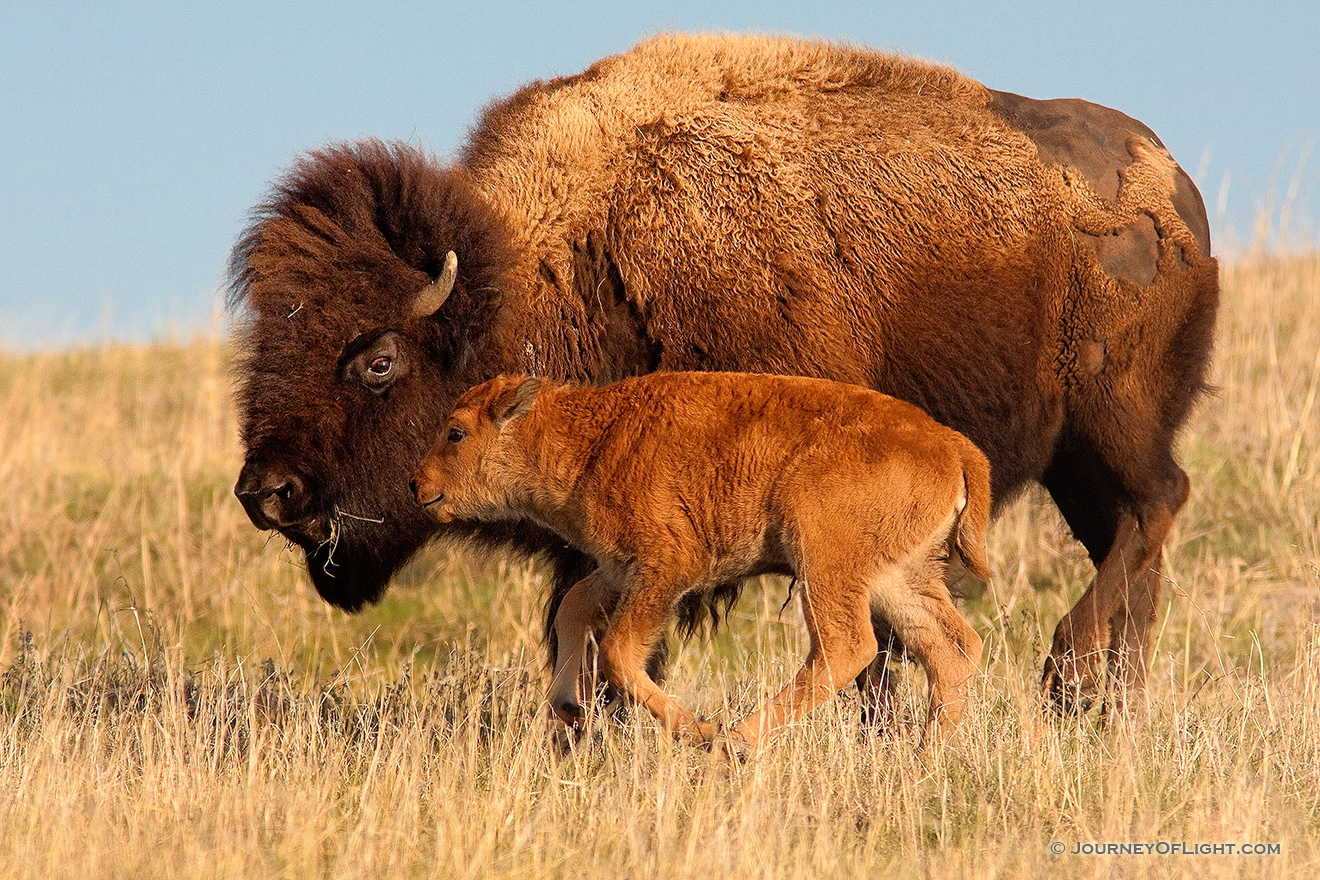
[230, 33, 1218, 713]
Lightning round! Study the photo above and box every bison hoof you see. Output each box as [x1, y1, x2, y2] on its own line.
[1041, 651, 1103, 716]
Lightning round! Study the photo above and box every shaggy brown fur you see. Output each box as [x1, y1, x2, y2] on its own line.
[229, 33, 1219, 714]
[412, 372, 992, 751]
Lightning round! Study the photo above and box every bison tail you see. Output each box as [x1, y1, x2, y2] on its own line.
[952, 440, 993, 583]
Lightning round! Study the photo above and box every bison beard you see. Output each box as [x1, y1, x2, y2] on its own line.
[302, 540, 392, 612]
[229, 33, 1219, 715]
[300, 518, 550, 614]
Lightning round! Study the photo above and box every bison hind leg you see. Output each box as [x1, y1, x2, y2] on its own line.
[1041, 434, 1191, 715]
[855, 614, 905, 730]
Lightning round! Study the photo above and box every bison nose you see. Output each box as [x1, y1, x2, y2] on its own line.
[235, 461, 314, 531]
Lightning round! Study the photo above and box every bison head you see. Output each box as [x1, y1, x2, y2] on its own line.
[229, 140, 517, 610]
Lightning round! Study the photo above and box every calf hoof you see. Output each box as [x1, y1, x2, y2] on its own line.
[689, 719, 723, 747]
[702, 738, 755, 765]
[686, 720, 749, 763]
[549, 725, 578, 758]
[551, 698, 586, 728]
[1041, 649, 1103, 716]
[696, 727, 752, 764]
[716, 735, 752, 764]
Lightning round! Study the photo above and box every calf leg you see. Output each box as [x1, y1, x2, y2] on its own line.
[545, 549, 596, 679]
[870, 560, 983, 742]
[857, 545, 984, 731]
[546, 550, 664, 709]
[731, 577, 878, 749]
[546, 571, 610, 727]
[598, 578, 721, 748]
[855, 614, 900, 727]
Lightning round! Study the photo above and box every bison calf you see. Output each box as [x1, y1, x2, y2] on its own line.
[412, 372, 991, 752]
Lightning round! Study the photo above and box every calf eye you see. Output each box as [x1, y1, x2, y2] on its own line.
[447, 426, 466, 444]
[368, 356, 393, 376]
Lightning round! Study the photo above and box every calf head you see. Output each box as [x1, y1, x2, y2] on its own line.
[412, 376, 543, 523]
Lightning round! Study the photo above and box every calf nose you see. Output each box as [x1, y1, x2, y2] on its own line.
[235, 461, 314, 531]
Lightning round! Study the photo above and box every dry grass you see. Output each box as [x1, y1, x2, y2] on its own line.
[1, 254, 1317, 879]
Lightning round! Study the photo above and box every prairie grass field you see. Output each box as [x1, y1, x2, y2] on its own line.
[0, 254, 1317, 878]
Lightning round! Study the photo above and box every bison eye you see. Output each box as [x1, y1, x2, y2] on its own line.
[342, 330, 408, 395]
[447, 426, 467, 444]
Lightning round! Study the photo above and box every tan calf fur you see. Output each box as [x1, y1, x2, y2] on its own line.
[412, 372, 991, 752]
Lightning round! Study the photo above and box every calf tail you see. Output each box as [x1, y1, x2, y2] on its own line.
[953, 438, 993, 582]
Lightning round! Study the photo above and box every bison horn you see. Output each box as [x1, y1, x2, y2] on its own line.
[413, 251, 458, 318]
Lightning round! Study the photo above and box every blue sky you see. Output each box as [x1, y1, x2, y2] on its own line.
[2, 1, 1316, 350]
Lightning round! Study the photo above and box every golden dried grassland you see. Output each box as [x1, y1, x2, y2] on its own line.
[0, 255, 1317, 879]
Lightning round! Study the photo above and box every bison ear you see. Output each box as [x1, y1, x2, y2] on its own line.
[492, 376, 543, 428]
[412, 251, 458, 318]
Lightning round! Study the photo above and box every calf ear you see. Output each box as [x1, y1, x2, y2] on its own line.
[492, 376, 543, 427]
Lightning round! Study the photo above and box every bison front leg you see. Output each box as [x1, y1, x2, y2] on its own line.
[1104, 560, 1166, 712]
